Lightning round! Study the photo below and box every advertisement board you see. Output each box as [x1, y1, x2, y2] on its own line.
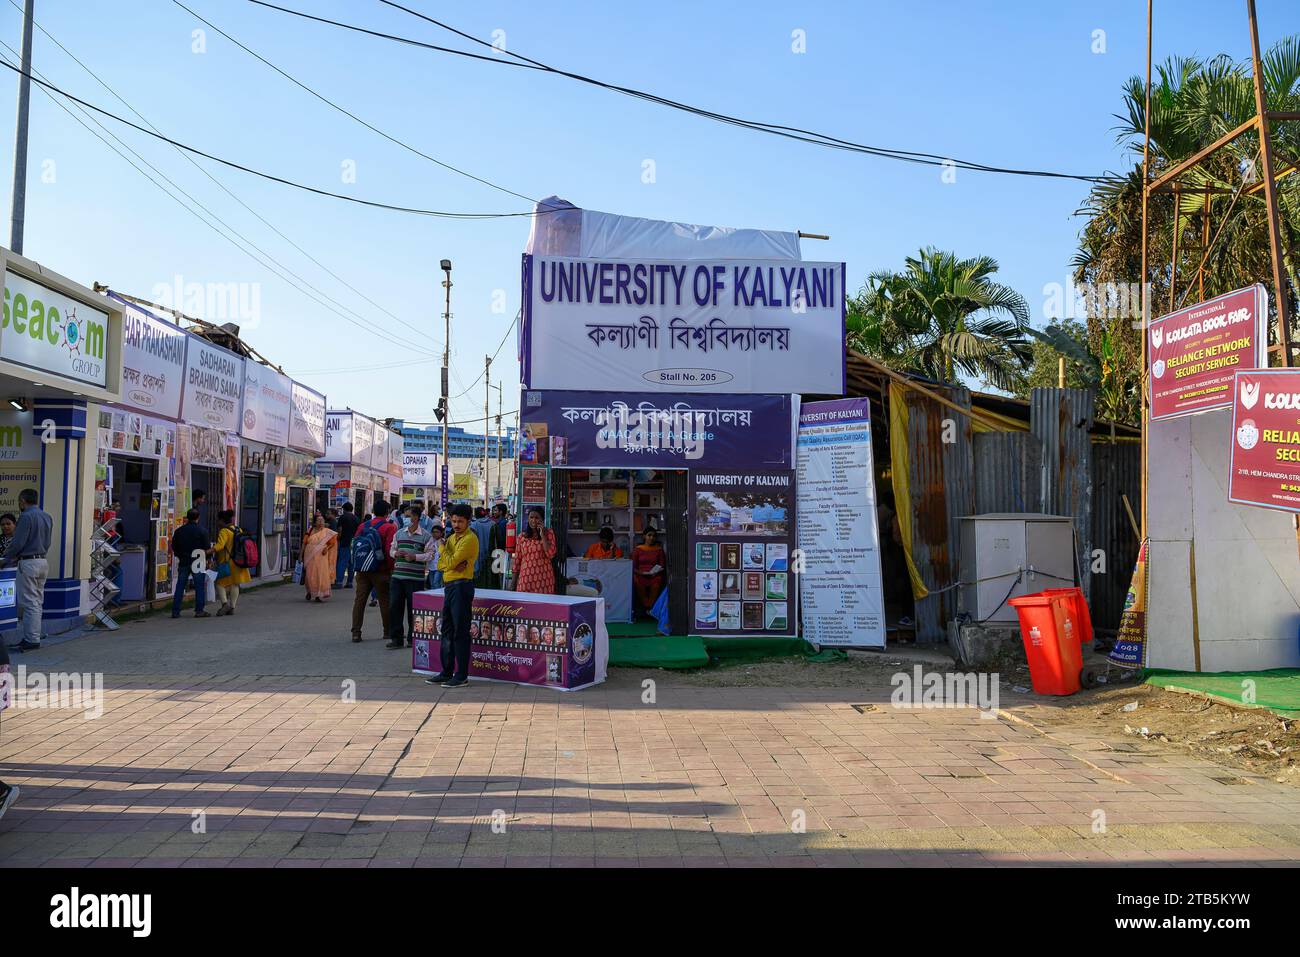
[688, 469, 797, 637]
[288, 381, 326, 456]
[1228, 368, 1300, 513]
[180, 335, 244, 432]
[1, 270, 111, 388]
[519, 389, 794, 469]
[522, 254, 846, 395]
[117, 301, 187, 420]
[240, 362, 293, 447]
[1149, 284, 1267, 421]
[796, 398, 885, 647]
[322, 410, 353, 463]
[402, 451, 438, 486]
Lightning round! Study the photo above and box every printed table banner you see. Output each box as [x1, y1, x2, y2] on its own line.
[1228, 368, 1300, 512]
[288, 381, 326, 456]
[1108, 539, 1147, 668]
[796, 398, 885, 648]
[116, 300, 187, 420]
[241, 362, 293, 447]
[410, 588, 607, 690]
[180, 334, 244, 432]
[520, 389, 795, 469]
[1149, 284, 1267, 421]
[688, 469, 798, 637]
[522, 254, 846, 395]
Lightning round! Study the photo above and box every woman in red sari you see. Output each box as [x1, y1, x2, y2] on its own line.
[512, 507, 557, 594]
[632, 527, 667, 616]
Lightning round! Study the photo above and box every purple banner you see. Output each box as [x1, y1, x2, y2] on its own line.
[411, 590, 601, 689]
[519, 389, 794, 469]
[799, 396, 870, 427]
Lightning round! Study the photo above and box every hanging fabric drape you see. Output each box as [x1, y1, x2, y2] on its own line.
[888, 381, 929, 600]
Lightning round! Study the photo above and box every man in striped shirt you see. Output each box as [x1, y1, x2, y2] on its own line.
[385, 506, 435, 649]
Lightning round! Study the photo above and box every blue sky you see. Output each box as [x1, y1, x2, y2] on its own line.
[0, 0, 1289, 425]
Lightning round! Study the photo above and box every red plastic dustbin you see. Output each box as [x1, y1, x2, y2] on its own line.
[1039, 587, 1093, 645]
[1007, 591, 1083, 695]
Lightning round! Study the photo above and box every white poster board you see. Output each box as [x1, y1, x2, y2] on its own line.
[118, 302, 187, 419]
[796, 398, 885, 648]
[180, 335, 244, 432]
[241, 362, 293, 446]
[322, 410, 353, 463]
[565, 557, 633, 623]
[522, 254, 846, 395]
[288, 381, 326, 456]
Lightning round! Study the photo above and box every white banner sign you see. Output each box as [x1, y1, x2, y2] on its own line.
[796, 398, 885, 648]
[2, 270, 110, 387]
[402, 451, 438, 485]
[386, 430, 403, 478]
[522, 254, 846, 394]
[180, 335, 244, 432]
[352, 413, 375, 467]
[241, 362, 293, 447]
[322, 411, 353, 463]
[119, 302, 187, 419]
[288, 381, 326, 456]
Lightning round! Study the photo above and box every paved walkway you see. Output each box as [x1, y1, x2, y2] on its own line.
[2, 584, 1298, 867]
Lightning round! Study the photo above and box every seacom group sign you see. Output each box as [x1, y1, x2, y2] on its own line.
[1148, 284, 1267, 421]
[1229, 368, 1300, 513]
[1, 269, 109, 388]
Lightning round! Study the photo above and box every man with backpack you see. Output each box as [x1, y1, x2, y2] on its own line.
[335, 502, 361, 588]
[350, 500, 396, 643]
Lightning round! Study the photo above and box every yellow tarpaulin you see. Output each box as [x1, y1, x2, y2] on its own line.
[888, 381, 929, 601]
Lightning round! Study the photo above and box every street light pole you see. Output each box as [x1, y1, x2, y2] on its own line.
[440, 259, 451, 511]
[493, 382, 503, 503]
[9, 0, 35, 254]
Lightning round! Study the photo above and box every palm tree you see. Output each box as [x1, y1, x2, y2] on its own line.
[852, 247, 1032, 392]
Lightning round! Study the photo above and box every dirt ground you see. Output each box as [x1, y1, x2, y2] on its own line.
[651, 648, 1300, 786]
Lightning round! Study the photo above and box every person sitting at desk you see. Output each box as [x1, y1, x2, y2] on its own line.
[583, 527, 623, 560]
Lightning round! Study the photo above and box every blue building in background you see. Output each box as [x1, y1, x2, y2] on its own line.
[390, 420, 517, 459]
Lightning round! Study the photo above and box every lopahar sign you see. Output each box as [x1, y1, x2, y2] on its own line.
[1149, 284, 1267, 421]
[1228, 368, 1300, 513]
[402, 451, 438, 485]
[2, 270, 110, 388]
[521, 254, 846, 395]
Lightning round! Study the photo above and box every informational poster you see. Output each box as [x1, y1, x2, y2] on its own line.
[519, 389, 795, 469]
[1108, 540, 1147, 668]
[795, 398, 885, 647]
[688, 469, 797, 637]
[0, 410, 39, 514]
[117, 300, 187, 420]
[1228, 368, 1300, 512]
[565, 557, 633, 622]
[322, 410, 353, 463]
[180, 334, 244, 432]
[241, 362, 293, 446]
[2, 270, 111, 388]
[521, 465, 549, 510]
[351, 412, 375, 466]
[1149, 284, 1267, 421]
[288, 381, 326, 456]
[410, 588, 607, 690]
[522, 254, 846, 395]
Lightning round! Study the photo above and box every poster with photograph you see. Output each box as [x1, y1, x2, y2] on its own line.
[688, 469, 797, 637]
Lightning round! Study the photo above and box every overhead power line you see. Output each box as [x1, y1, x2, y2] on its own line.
[0, 57, 547, 218]
[449, 311, 519, 400]
[248, 0, 1105, 183]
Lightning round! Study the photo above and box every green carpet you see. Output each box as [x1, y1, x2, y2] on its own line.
[607, 619, 664, 638]
[607, 636, 709, 669]
[1146, 668, 1300, 716]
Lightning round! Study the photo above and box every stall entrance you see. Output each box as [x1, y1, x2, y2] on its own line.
[288, 486, 309, 567]
[552, 468, 686, 632]
[240, 471, 263, 579]
[190, 465, 223, 539]
[108, 454, 157, 601]
[353, 488, 366, 517]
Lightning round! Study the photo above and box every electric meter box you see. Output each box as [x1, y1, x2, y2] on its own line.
[959, 513, 1076, 623]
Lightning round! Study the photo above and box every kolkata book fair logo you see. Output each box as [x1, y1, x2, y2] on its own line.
[1150, 326, 1162, 350]
[1240, 380, 1261, 410]
[62, 306, 83, 358]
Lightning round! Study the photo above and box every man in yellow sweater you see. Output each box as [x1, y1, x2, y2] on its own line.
[426, 503, 479, 689]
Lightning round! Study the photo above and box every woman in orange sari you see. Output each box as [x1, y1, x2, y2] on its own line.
[302, 511, 338, 602]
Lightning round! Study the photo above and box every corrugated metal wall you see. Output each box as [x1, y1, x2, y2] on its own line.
[1031, 388, 1095, 600]
[905, 386, 974, 643]
[972, 431, 1044, 514]
[1090, 441, 1141, 632]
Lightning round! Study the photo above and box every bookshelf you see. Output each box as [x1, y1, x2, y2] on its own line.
[566, 469, 667, 554]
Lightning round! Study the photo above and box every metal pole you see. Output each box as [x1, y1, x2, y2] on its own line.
[483, 354, 491, 510]
[440, 261, 451, 512]
[9, 0, 35, 254]
[1139, 0, 1152, 544]
[494, 382, 502, 503]
[1247, 0, 1295, 367]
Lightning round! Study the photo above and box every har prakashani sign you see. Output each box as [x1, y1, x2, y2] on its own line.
[2, 270, 109, 388]
[521, 255, 846, 395]
[1148, 284, 1267, 421]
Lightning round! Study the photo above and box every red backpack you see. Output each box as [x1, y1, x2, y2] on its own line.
[232, 527, 260, 569]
